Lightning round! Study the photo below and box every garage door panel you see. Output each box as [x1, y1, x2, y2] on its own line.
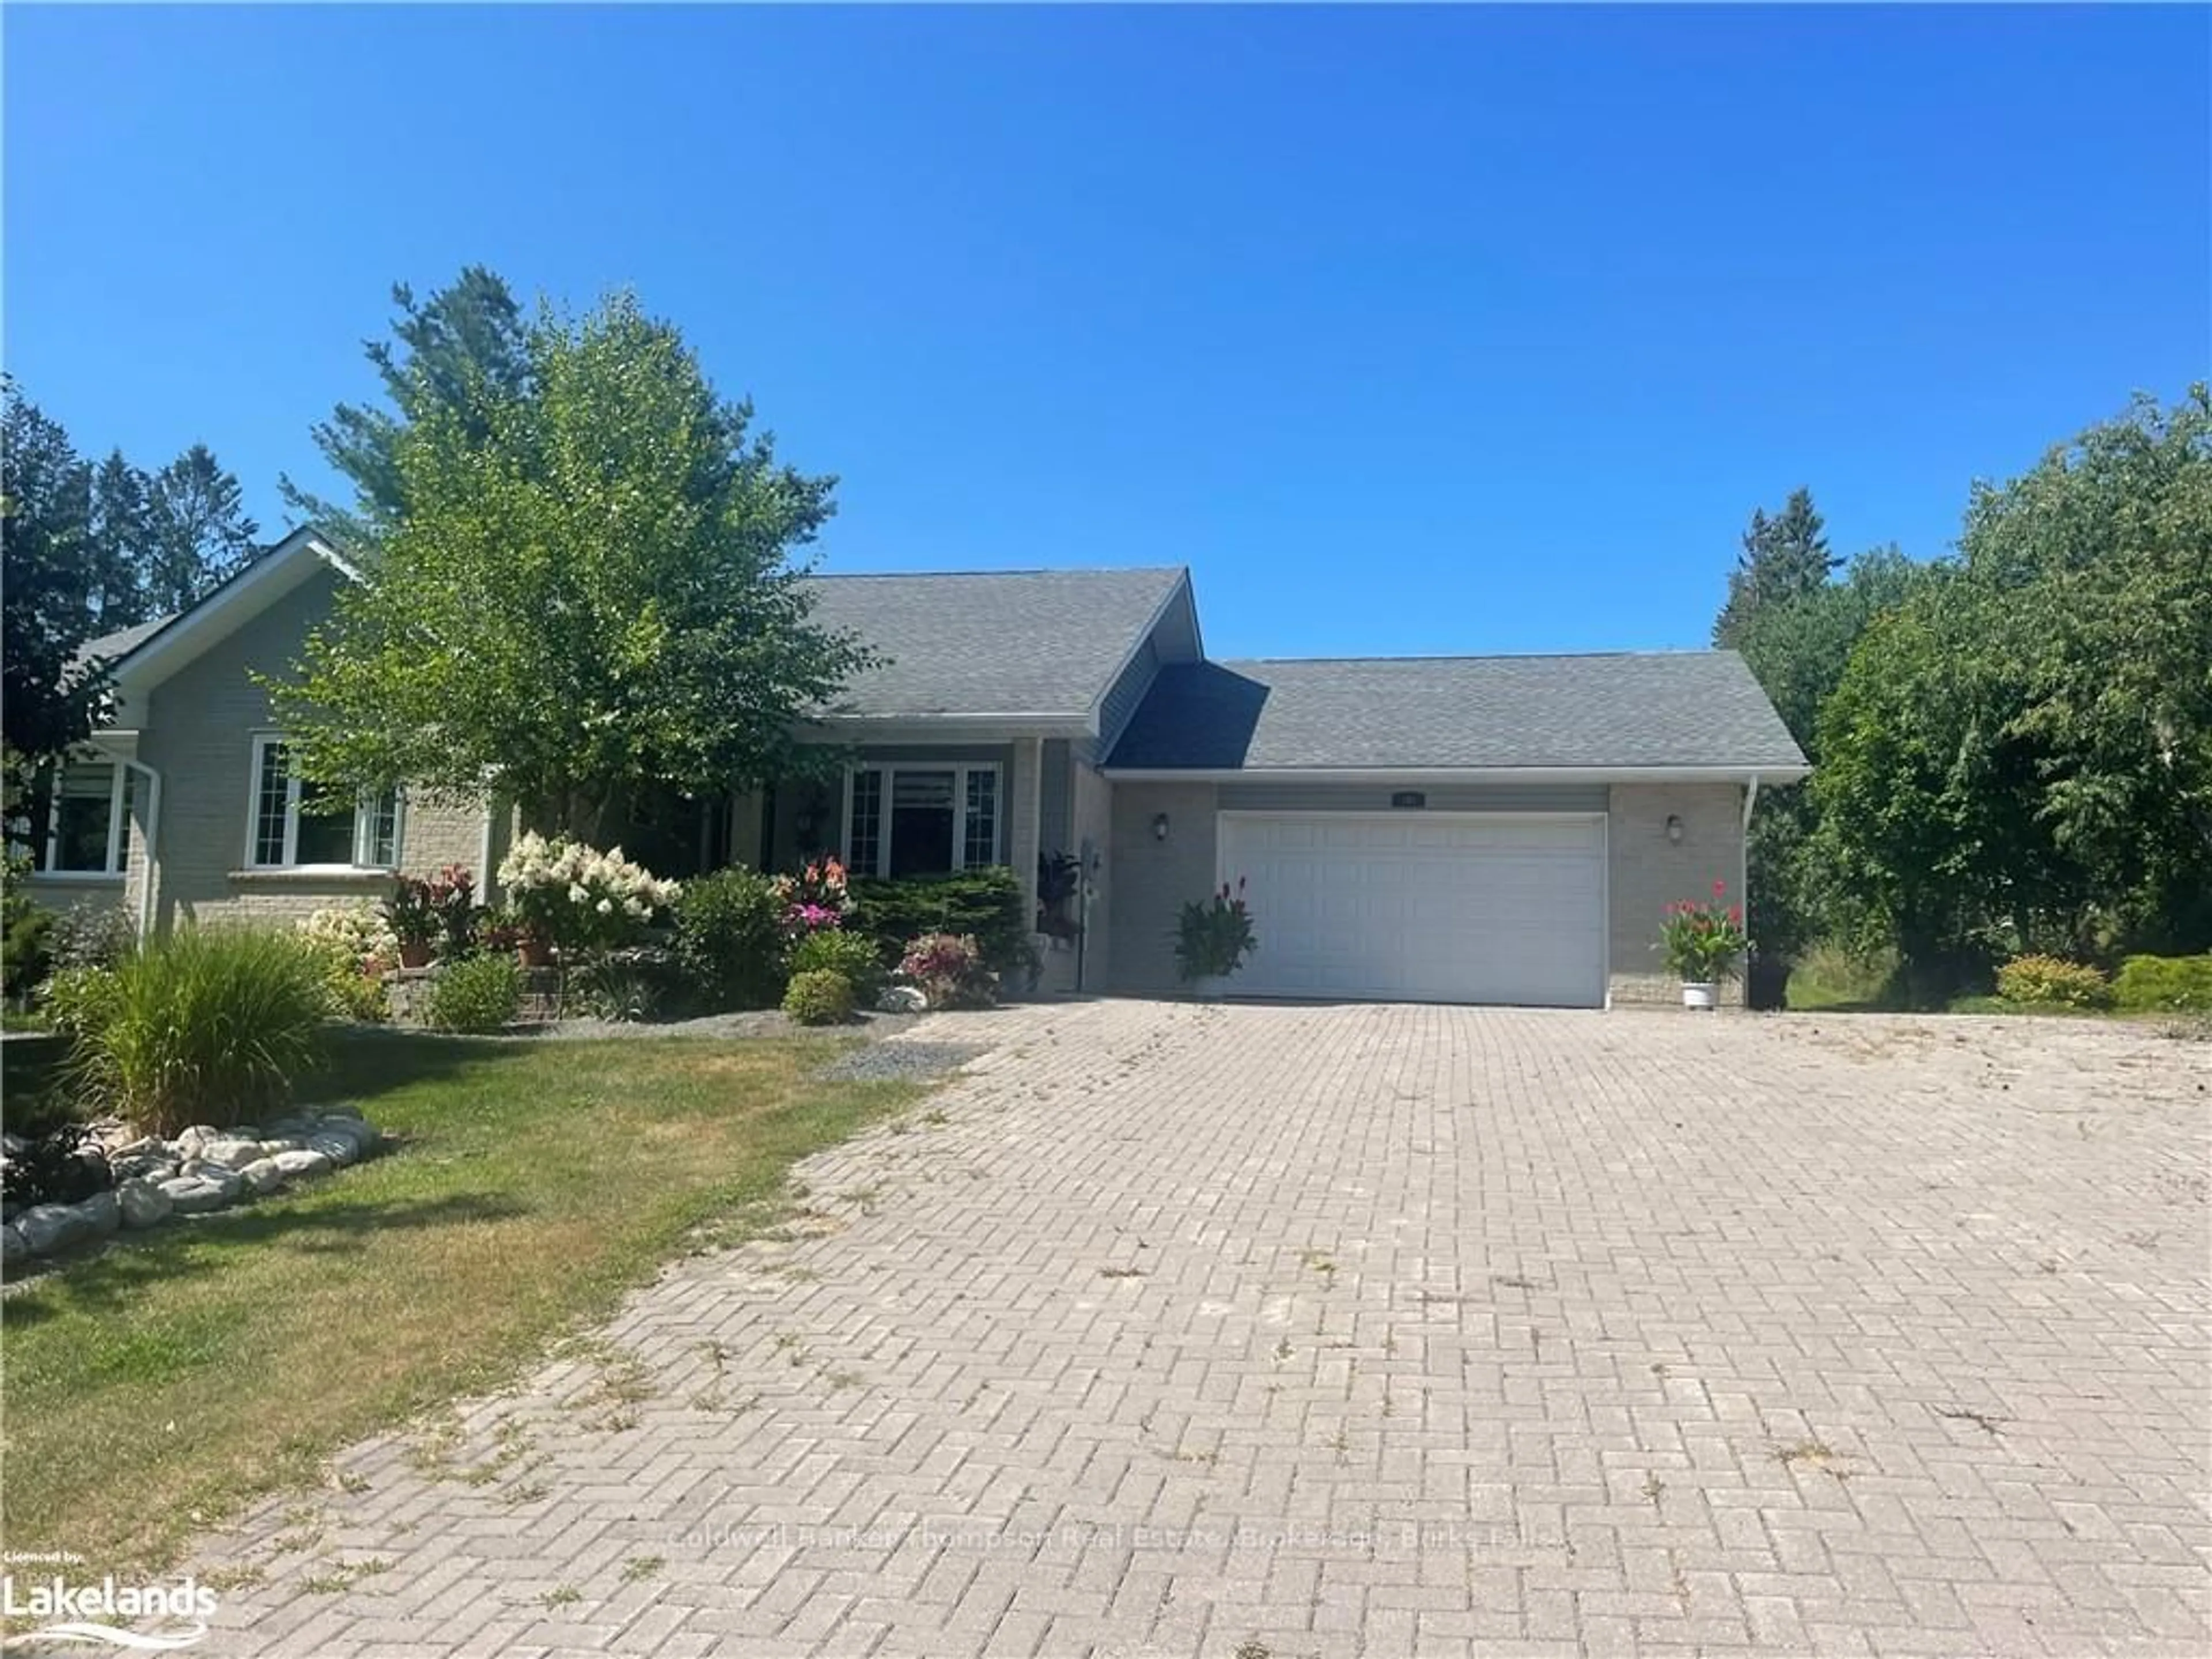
[1219, 813, 1604, 1008]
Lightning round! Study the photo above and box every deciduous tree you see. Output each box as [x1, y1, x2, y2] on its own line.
[270, 285, 869, 840]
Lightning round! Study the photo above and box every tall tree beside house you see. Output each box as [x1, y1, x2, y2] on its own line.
[2, 382, 105, 767]
[270, 285, 871, 841]
[1724, 546, 1922, 962]
[280, 266, 531, 551]
[1813, 387, 2212, 995]
[142, 444, 260, 612]
[1713, 487, 1838, 648]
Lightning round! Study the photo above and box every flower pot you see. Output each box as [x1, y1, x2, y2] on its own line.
[1190, 974, 1232, 1001]
[1681, 980, 1718, 1010]
[397, 941, 434, 970]
[516, 935, 555, 969]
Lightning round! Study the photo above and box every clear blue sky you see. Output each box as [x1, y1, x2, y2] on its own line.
[7, 5, 2206, 657]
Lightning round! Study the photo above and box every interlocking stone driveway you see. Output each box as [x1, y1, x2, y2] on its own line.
[198, 1002, 2210, 1657]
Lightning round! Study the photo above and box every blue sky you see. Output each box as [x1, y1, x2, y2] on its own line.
[7, 5, 2206, 657]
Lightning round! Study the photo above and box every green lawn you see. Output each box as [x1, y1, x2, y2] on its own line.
[1, 1030, 920, 1572]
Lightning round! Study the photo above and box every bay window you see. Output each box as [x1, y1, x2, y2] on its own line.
[842, 762, 1002, 878]
[247, 737, 401, 869]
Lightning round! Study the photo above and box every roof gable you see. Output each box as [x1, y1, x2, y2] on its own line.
[1104, 652, 1808, 775]
[105, 527, 354, 702]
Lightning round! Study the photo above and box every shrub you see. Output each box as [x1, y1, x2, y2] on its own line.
[672, 868, 787, 1011]
[788, 928, 887, 1004]
[498, 832, 681, 953]
[850, 869, 1026, 976]
[425, 952, 524, 1033]
[782, 968, 854, 1025]
[1994, 954, 2111, 1009]
[40, 964, 123, 1043]
[774, 856, 855, 938]
[573, 946, 682, 1022]
[46, 904, 137, 975]
[2112, 954, 2212, 1013]
[3, 849, 53, 1003]
[1174, 879, 1257, 982]
[298, 900, 396, 1023]
[63, 927, 331, 1136]
[899, 931, 996, 1009]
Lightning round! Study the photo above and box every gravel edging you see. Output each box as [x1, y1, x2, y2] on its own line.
[814, 1040, 990, 1084]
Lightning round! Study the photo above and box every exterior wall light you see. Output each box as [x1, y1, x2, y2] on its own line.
[1665, 814, 1684, 844]
[1153, 812, 1171, 842]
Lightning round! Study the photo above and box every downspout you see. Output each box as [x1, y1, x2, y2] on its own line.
[1740, 775, 1760, 953]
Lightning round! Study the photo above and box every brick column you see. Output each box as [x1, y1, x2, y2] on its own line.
[1010, 737, 1043, 937]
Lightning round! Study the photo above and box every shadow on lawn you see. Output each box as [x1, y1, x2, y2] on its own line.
[0, 1188, 529, 1325]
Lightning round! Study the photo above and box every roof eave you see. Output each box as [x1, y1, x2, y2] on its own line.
[1099, 763, 1812, 785]
[801, 711, 1099, 743]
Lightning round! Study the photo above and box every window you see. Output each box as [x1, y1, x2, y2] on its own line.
[29, 759, 131, 876]
[247, 738, 402, 869]
[842, 762, 1001, 878]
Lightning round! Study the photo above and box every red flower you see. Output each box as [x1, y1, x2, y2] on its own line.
[1712, 878, 1726, 897]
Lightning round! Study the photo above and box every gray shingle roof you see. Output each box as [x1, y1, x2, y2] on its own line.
[1103, 652, 1808, 772]
[802, 568, 1185, 719]
[70, 616, 173, 676]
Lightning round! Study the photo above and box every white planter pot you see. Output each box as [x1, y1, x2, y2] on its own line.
[1681, 980, 1718, 1010]
[1190, 974, 1232, 1001]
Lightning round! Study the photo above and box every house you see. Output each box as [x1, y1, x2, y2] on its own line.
[26, 525, 1808, 1007]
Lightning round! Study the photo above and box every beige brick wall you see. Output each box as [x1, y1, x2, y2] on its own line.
[1605, 782, 1748, 1007]
[23, 878, 131, 925]
[1105, 781, 1219, 994]
[137, 566, 490, 930]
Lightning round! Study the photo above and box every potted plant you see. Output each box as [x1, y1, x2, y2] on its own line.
[1175, 878, 1257, 998]
[1658, 881, 1749, 1009]
[382, 877, 442, 969]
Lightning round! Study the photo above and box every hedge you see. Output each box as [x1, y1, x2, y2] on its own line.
[848, 869, 1028, 976]
[2112, 954, 2212, 1014]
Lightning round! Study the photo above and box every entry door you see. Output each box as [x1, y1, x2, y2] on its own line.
[1217, 813, 1606, 1008]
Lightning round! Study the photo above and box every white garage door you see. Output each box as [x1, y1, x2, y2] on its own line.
[1217, 812, 1607, 1008]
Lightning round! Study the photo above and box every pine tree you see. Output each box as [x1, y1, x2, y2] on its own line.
[1713, 487, 1838, 646]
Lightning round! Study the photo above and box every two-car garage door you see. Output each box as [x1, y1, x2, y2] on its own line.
[1217, 813, 1607, 1008]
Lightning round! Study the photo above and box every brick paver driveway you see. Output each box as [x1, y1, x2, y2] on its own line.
[202, 1002, 2210, 1657]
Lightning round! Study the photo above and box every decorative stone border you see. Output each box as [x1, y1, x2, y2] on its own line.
[1, 1105, 383, 1267]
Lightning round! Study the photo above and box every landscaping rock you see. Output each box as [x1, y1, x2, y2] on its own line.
[75, 1191, 122, 1236]
[1, 1222, 25, 1267]
[238, 1158, 288, 1195]
[319, 1103, 365, 1120]
[174, 1126, 223, 1160]
[877, 986, 930, 1014]
[117, 1179, 173, 1229]
[17, 1203, 96, 1255]
[198, 1137, 265, 1170]
[270, 1148, 334, 1179]
[160, 1173, 238, 1214]
[304, 1131, 362, 1167]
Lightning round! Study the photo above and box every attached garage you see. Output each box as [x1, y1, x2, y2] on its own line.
[1100, 653, 1810, 1007]
[1218, 812, 1607, 1007]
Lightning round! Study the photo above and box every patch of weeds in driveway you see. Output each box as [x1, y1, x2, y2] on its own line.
[0, 1031, 923, 1574]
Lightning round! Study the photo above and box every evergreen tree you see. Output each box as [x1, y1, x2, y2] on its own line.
[1714, 487, 1838, 646]
[281, 266, 530, 549]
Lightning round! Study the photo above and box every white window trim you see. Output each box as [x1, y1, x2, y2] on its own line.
[840, 761, 1004, 878]
[33, 757, 129, 880]
[245, 734, 405, 872]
